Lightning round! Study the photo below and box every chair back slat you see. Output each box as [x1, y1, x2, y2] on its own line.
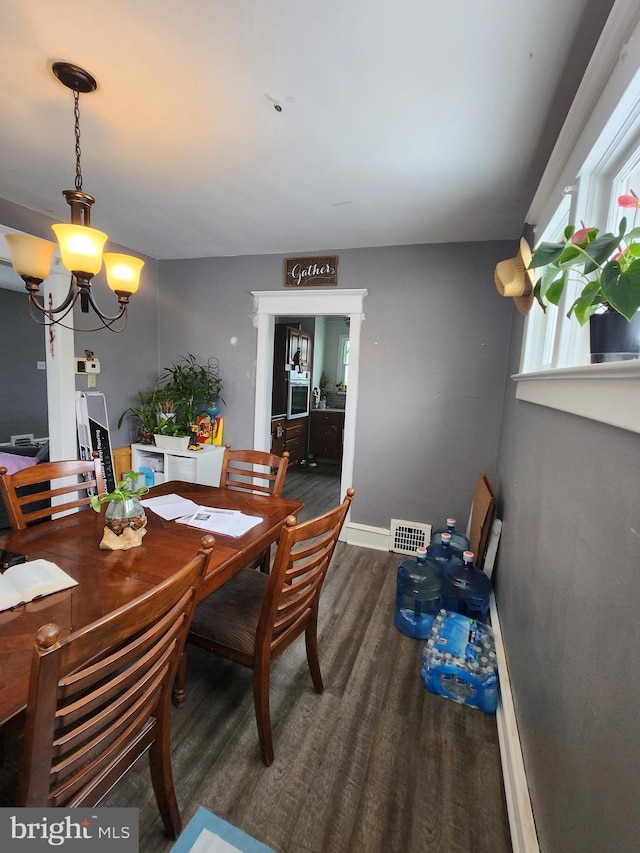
[19, 536, 214, 815]
[259, 490, 354, 655]
[0, 453, 105, 531]
[220, 446, 289, 498]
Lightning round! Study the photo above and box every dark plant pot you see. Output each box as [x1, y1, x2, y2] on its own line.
[589, 310, 640, 363]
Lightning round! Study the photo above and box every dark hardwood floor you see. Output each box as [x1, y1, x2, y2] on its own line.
[282, 461, 344, 521]
[0, 465, 512, 852]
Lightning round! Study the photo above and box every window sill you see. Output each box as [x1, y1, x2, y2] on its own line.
[513, 361, 640, 434]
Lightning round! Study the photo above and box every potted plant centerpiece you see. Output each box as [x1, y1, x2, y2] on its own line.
[528, 191, 640, 362]
[91, 470, 149, 550]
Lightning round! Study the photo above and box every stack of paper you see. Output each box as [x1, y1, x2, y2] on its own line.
[176, 507, 262, 537]
[141, 493, 200, 521]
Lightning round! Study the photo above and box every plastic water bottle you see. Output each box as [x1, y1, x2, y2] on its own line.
[431, 517, 470, 556]
[442, 550, 491, 622]
[426, 531, 463, 575]
[394, 547, 442, 639]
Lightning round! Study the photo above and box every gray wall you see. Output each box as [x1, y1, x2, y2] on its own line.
[0, 288, 47, 442]
[495, 311, 640, 852]
[158, 242, 514, 530]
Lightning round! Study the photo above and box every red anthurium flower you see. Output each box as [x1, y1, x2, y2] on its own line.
[617, 191, 640, 208]
[571, 226, 597, 244]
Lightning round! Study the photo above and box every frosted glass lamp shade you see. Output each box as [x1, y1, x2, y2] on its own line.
[52, 223, 108, 276]
[5, 234, 56, 280]
[103, 253, 144, 294]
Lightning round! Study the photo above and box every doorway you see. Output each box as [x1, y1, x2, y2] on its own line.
[252, 288, 367, 518]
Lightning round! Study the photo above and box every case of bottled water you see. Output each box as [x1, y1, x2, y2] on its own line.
[421, 610, 498, 713]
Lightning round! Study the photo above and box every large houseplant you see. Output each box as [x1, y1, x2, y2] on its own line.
[156, 354, 224, 428]
[529, 192, 640, 325]
[119, 354, 224, 445]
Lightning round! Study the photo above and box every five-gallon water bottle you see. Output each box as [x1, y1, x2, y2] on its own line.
[442, 550, 492, 622]
[394, 546, 443, 639]
[426, 531, 463, 574]
[431, 517, 470, 556]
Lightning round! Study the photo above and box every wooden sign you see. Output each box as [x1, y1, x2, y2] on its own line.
[284, 256, 338, 288]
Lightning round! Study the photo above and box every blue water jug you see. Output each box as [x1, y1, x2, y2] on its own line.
[394, 547, 442, 639]
[442, 550, 491, 622]
[426, 531, 463, 575]
[431, 517, 470, 556]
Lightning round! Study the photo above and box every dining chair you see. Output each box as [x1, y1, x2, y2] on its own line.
[176, 488, 355, 766]
[0, 451, 105, 531]
[220, 444, 290, 497]
[18, 535, 215, 839]
[220, 444, 290, 572]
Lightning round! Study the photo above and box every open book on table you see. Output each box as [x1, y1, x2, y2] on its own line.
[0, 559, 78, 612]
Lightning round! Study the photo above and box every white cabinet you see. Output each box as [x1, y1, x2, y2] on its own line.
[131, 443, 224, 487]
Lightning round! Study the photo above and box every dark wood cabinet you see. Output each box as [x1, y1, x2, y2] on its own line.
[309, 410, 344, 464]
[272, 324, 313, 416]
[270, 416, 286, 456]
[283, 417, 308, 464]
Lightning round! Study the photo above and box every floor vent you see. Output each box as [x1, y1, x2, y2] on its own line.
[389, 519, 432, 555]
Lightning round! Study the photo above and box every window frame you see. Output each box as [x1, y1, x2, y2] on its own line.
[515, 2, 640, 433]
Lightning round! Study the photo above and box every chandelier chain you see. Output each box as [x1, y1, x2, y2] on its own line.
[73, 89, 83, 192]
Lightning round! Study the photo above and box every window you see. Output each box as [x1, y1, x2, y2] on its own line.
[338, 334, 350, 386]
[515, 3, 640, 433]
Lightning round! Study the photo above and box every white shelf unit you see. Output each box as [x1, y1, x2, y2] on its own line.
[131, 443, 224, 487]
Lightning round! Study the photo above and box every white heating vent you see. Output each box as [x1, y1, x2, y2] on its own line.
[389, 519, 432, 555]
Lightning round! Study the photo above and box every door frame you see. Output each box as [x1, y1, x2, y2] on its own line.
[252, 289, 367, 506]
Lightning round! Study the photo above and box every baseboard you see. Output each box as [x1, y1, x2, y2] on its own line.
[342, 520, 390, 550]
[490, 594, 540, 853]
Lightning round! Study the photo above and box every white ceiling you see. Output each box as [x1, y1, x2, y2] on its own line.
[0, 0, 613, 261]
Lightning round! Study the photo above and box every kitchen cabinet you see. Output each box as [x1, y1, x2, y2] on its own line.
[272, 324, 313, 416]
[283, 416, 308, 465]
[309, 410, 344, 464]
[270, 416, 286, 456]
[288, 327, 312, 371]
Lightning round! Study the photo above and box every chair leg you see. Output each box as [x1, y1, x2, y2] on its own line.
[148, 712, 181, 839]
[258, 545, 271, 573]
[253, 665, 274, 766]
[172, 652, 187, 708]
[305, 618, 324, 694]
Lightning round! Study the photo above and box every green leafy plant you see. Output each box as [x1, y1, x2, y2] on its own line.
[90, 471, 149, 512]
[117, 389, 160, 443]
[529, 191, 640, 325]
[153, 419, 189, 437]
[156, 354, 224, 427]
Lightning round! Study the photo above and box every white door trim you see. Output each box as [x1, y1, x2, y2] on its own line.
[252, 289, 367, 513]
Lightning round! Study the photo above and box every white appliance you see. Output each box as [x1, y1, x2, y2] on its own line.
[286, 370, 311, 419]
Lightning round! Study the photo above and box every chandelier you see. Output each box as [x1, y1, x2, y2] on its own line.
[5, 61, 143, 332]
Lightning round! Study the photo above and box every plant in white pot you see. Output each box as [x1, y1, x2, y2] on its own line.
[528, 191, 640, 361]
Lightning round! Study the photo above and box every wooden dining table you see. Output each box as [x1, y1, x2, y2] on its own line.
[0, 480, 303, 727]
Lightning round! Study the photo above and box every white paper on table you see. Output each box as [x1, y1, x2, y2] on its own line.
[140, 493, 200, 520]
[176, 506, 262, 537]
